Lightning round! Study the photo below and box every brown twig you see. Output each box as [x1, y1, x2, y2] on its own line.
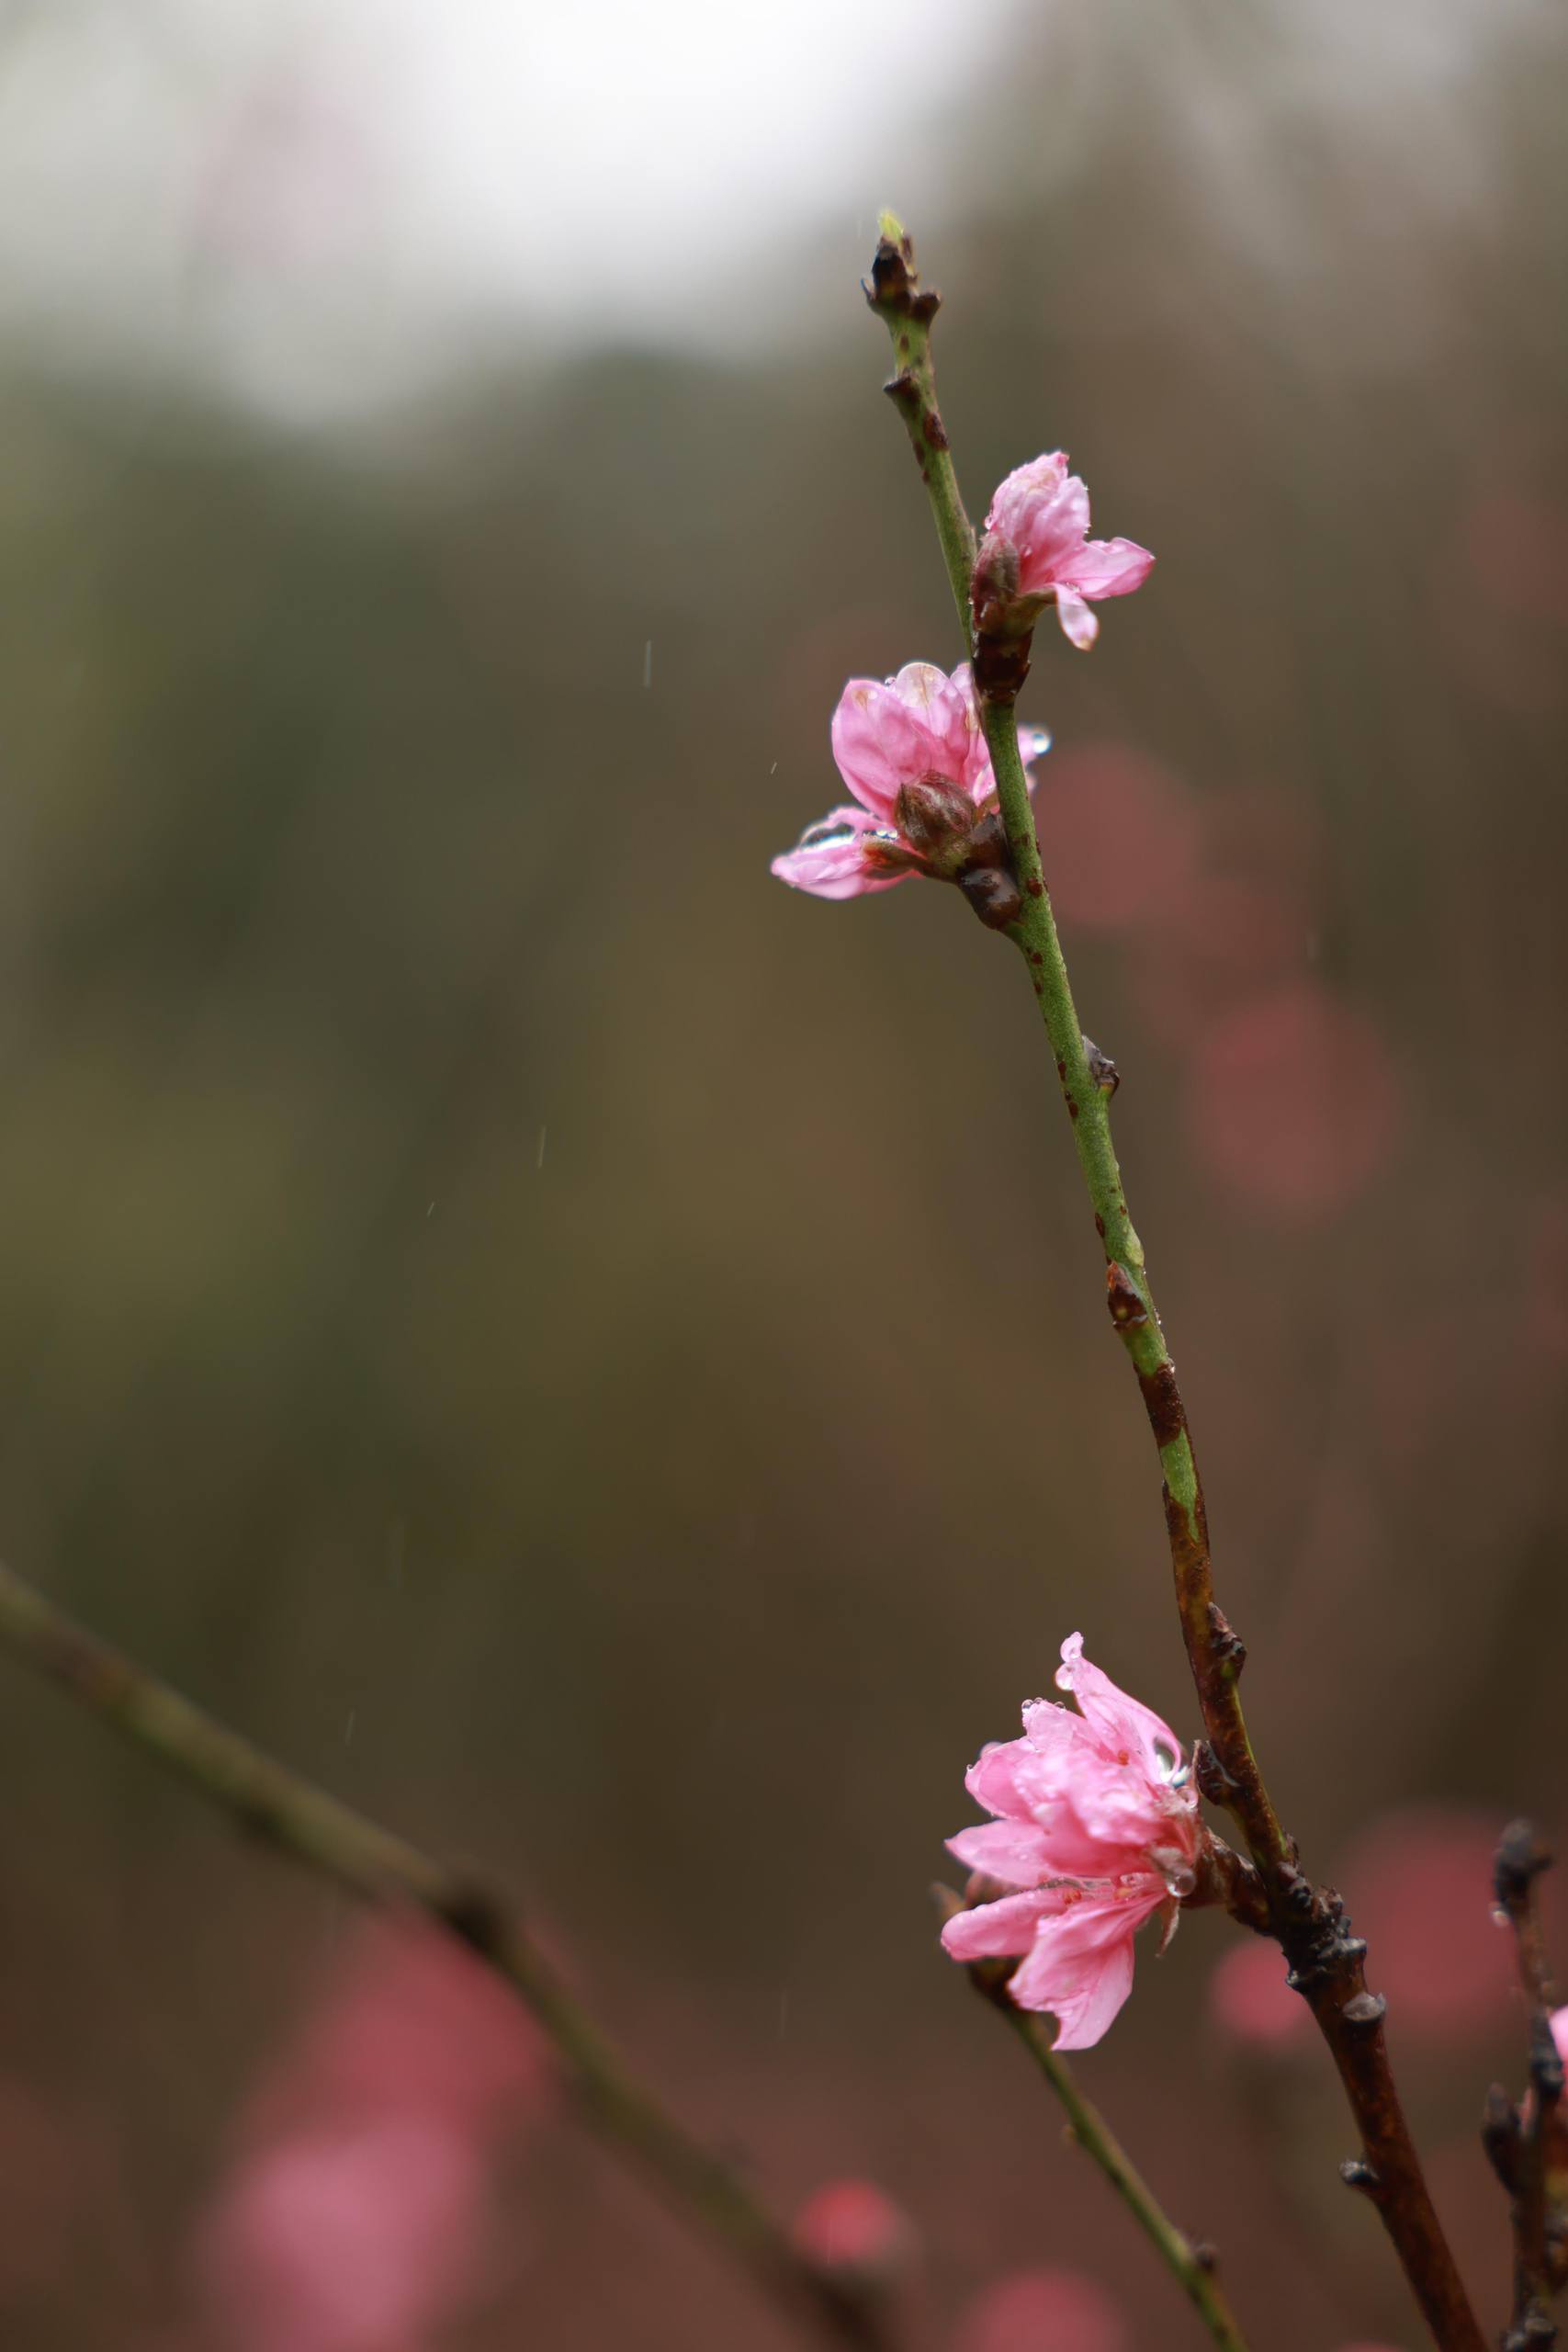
[1487, 1822, 1567, 2349]
[0, 1558, 891, 2350]
[864, 216, 1484, 2352]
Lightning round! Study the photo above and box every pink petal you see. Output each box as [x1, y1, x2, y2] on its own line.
[941, 1886, 1072, 1964]
[1054, 588, 1100, 650]
[897, 659, 991, 801]
[945, 1820, 1056, 1887]
[1055, 1634, 1184, 1784]
[984, 452, 1072, 548]
[964, 1734, 1061, 1825]
[1058, 537, 1156, 599]
[955, 2267, 1129, 2352]
[886, 658, 973, 760]
[829, 680, 929, 819]
[1022, 1782, 1183, 1883]
[771, 808, 911, 900]
[1007, 1883, 1163, 2049]
[830, 663, 976, 818]
[1553, 2008, 1568, 2070]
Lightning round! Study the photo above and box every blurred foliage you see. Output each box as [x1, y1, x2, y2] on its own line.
[0, 3, 1564, 2346]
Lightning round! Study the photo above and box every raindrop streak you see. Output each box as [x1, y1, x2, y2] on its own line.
[344, 1712, 356, 1748]
[643, 640, 653, 688]
[536, 1125, 547, 1171]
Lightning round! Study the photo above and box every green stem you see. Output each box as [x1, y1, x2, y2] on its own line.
[1005, 2009, 1250, 2352]
[863, 212, 975, 648]
[938, 1886, 1250, 2352]
[868, 222, 1484, 2352]
[0, 1559, 886, 2352]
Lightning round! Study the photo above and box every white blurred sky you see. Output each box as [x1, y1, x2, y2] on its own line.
[0, 0, 1547, 422]
[0, 0, 1019, 418]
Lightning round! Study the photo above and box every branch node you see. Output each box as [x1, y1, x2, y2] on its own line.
[1190, 1742, 1241, 1819]
[434, 1875, 512, 1962]
[1339, 2157, 1382, 2197]
[1483, 2084, 1523, 2189]
[1106, 1262, 1147, 1333]
[1204, 1602, 1247, 1676]
[1083, 1036, 1120, 1096]
[1495, 1819, 1553, 1910]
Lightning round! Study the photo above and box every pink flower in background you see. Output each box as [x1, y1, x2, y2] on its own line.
[1555, 2008, 1568, 2068]
[1340, 1808, 1520, 2038]
[771, 660, 1046, 903]
[954, 2266, 1128, 2352]
[1030, 744, 1201, 931]
[1188, 981, 1401, 1222]
[941, 1635, 1200, 2049]
[1208, 1938, 1311, 2051]
[195, 2117, 491, 2352]
[791, 2178, 916, 2286]
[253, 1914, 551, 2138]
[977, 455, 1154, 650]
[192, 1917, 552, 2350]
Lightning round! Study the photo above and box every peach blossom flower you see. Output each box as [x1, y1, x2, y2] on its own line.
[954, 2266, 1128, 2352]
[771, 661, 1046, 908]
[791, 2178, 916, 2286]
[941, 1634, 1199, 2049]
[977, 454, 1154, 650]
[191, 1919, 551, 2350]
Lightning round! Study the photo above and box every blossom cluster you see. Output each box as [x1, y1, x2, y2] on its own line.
[941, 1635, 1201, 2049]
[772, 454, 1152, 905]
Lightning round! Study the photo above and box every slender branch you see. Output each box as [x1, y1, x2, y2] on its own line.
[937, 1892, 1251, 2352]
[1489, 1822, 1567, 2349]
[0, 1558, 889, 2352]
[866, 220, 1484, 2352]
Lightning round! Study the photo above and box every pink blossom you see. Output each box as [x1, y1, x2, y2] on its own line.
[772, 660, 1046, 908]
[978, 454, 1154, 650]
[190, 1918, 551, 2351]
[954, 2266, 1128, 2352]
[1208, 1938, 1311, 2051]
[791, 2178, 916, 2285]
[1552, 2007, 1568, 2069]
[941, 1634, 1199, 2049]
[194, 2117, 491, 2352]
[1188, 981, 1402, 1223]
[1337, 1808, 1517, 2038]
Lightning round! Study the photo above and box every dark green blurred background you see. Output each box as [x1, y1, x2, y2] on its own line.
[0, 3, 1564, 2346]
